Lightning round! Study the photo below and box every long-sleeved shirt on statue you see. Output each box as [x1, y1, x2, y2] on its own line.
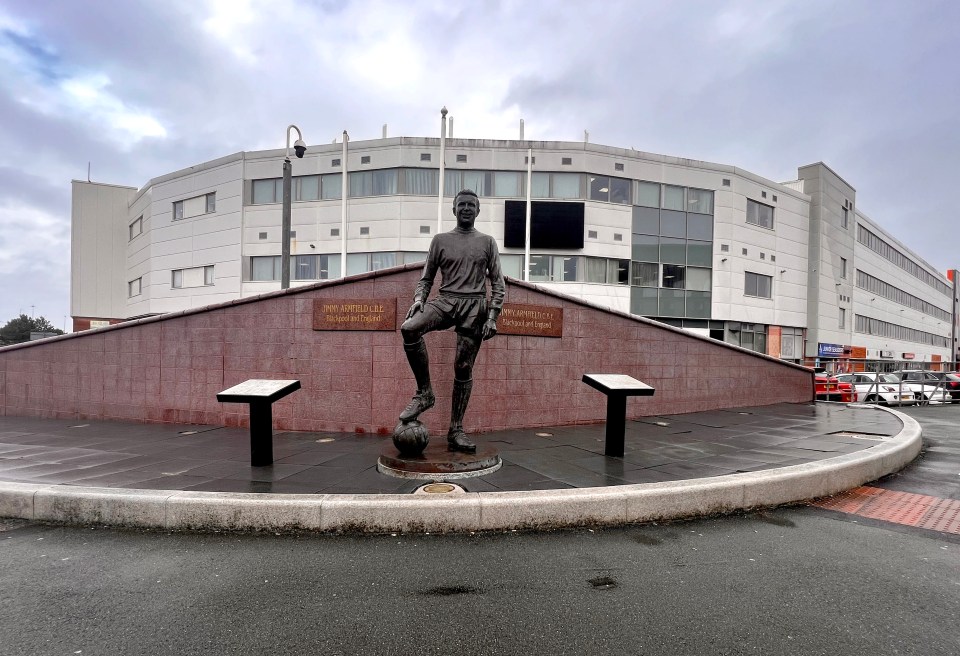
[414, 227, 505, 310]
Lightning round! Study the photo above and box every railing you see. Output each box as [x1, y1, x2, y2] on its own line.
[826, 359, 957, 407]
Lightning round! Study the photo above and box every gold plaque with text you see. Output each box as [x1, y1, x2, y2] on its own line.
[498, 303, 563, 338]
[313, 298, 397, 331]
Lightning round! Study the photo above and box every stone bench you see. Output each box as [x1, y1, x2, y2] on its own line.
[217, 379, 301, 466]
[582, 374, 656, 458]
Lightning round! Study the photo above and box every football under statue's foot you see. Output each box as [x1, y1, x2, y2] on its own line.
[399, 390, 435, 422]
[447, 429, 476, 453]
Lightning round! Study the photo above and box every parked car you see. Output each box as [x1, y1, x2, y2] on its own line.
[835, 373, 917, 406]
[815, 373, 855, 403]
[941, 373, 960, 400]
[888, 370, 953, 404]
[911, 370, 960, 400]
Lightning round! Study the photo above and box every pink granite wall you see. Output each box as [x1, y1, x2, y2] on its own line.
[0, 266, 813, 434]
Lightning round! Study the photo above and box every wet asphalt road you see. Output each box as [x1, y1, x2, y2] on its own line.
[2, 404, 959, 656]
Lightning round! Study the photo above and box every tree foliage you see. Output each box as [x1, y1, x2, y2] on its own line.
[0, 314, 65, 346]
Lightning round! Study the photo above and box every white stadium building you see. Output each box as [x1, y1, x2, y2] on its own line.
[70, 133, 960, 371]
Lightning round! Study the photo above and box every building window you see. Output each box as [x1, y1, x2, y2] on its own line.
[761, 191, 767, 199]
[634, 181, 660, 208]
[420, 225, 431, 234]
[259, 232, 267, 240]
[349, 170, 398, 197]
[331, 158, 341, 167]
[562, 157, 572, 165]
[746, 199, 774, 229]
[250, 256, 281, 281]
[744, 272, 772, 299]
[722, 178, 731, 187]
[615, 163, 624, 172]
[128, 277, 141, 298]
[174, 192, 217, 219]
[772, 194, 778, 202]
[662, 185, 685, 211]
[630, 262, 658, 287]
[839, 307, 846, 329]
[588, 175, 631, 204]
[686, 188, 714, 215]
[172, 265, 215, 288]
[359, 226, 370, 235]
[456, 154, 467, 163]
[420, 153, 431, 161]
[742, 248, 748, 255]
[129, 216, 143, 241]
[720, 244, 729, 252]
[841, 207, 849, 228]
[760, 252, 765, 260]
[588, 230, 598, 239]
[614, 233, 623, 241]
[252, 178, 283, 204]
[840, 257, 847, 279]
[331, 228, 340, 237]
[360, 155, 371, 164]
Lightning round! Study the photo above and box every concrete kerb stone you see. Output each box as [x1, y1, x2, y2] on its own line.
[0, 405, 922, 533]
[0, 481, 46, 520]
[165, 491, 328, 531]
[34, 486, 173, 528]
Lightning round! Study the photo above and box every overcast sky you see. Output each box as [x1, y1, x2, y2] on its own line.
[1, 0, 958, 329]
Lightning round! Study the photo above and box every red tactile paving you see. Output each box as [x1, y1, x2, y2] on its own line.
[812, 486, 885, 514]
[813, 486, 960, 535]
[916, 498, 960, 534]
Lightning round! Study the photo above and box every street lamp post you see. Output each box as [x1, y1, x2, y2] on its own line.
[281, 125, 307, 290]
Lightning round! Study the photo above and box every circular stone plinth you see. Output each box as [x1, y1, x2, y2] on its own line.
[377, 441, 501, 480]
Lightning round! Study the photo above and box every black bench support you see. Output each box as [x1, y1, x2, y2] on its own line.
[582, 374, 655, 458]
[217, 379, 302, 467]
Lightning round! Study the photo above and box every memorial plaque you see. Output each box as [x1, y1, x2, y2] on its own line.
[498, 303, 563, 337]
[218, 379, 300, 399]
[313, 298, 397, 331]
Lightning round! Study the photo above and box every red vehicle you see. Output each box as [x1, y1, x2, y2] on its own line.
[815, 373, 855, 403]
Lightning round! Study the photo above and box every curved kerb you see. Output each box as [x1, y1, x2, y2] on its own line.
[0, 406, 921, 534]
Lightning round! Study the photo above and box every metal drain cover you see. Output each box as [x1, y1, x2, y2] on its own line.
[414, 483, 466, 495]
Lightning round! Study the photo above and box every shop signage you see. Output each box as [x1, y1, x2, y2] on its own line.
[313, 298, 397, 331]
[880, 350, 894, 359]
[849, 346, 867, 359]
[817, 343, 844, 358]
[902, 353, 916, 360]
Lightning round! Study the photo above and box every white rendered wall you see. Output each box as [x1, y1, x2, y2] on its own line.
[129, 157, 245, 316]
[70, 181, 136, 319]
[709, 172, 810, 328]
[852, 209, 952, 362]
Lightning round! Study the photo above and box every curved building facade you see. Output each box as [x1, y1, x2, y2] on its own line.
[70, 136, 959, 369]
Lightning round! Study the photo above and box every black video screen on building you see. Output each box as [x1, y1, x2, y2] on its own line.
[503, 200, 585, 249]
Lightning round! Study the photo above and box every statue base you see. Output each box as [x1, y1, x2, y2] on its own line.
[377, 441, 501, 480]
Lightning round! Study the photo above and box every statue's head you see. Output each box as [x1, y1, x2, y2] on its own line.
[452, 189, 479, 229]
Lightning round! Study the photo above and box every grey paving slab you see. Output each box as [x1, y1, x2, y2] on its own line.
[0, 402, 904, 495]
